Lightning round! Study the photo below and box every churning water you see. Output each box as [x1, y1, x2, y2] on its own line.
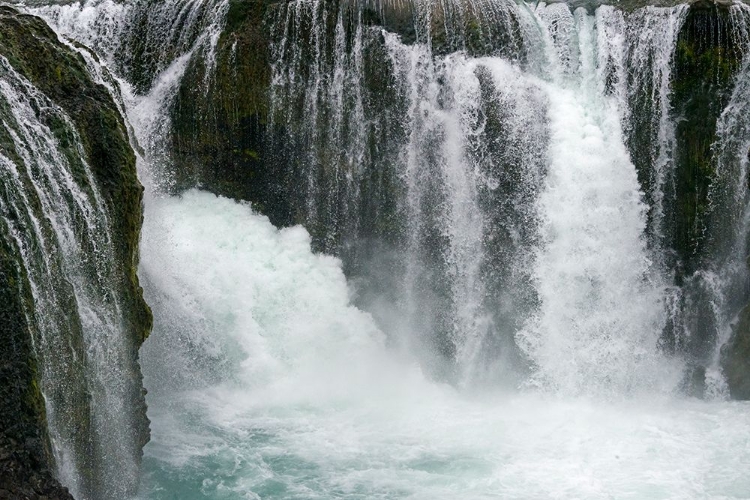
[15, 0, 750, 497]
[134, 190, 750, 499]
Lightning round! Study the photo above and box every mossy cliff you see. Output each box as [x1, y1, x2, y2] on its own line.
[0, 6, 151, 497]
[0, 236, 73, 499]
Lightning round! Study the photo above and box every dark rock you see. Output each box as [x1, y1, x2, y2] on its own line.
[0, 435, 74, 500]
[722, 305, 750, 399]
[671, 4, 742, 278]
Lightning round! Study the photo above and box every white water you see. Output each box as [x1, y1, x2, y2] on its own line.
[517, 81, 674, 395]
[516, 6, 682, 396]
[139, 191, 400, 398]
[135, 8, 749, 492]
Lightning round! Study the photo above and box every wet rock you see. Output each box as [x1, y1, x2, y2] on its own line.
[722, 305, 750, 399]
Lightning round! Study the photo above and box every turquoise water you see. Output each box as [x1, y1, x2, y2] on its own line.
[140, 387, 750, 499]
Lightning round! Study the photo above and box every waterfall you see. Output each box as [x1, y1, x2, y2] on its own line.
[515, 5, 681, 396]
[265, 0, 548, 383]
[683, 3, 750, 396]
[10, 0, 750, 496]
[261, 0, 697, 390]
[27, 0, 750, 392]
[30, 0, 229, 91]
[610, 5, 688, 254]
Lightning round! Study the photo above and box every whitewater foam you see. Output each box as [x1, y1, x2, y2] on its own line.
[137, 190, 750, 500]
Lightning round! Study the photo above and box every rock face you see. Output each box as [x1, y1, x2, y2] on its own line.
[655, 4, 749, 368]
[671, 5, 742, 277]
[0, 6, 151, 498]
[723, 305, 750, 399]
[0, 235, 74, 500]
[0, 435, 74, 500]
[170, 0, 419, 243]
[171, 0, 275, 222]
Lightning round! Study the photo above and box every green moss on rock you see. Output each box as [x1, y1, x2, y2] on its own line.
[0, 5, 152, 496]
[0, 228, 74, 499]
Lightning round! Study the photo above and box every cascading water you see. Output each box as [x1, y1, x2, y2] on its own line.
[11, 0, 750, 497]
[30, 0, 229, 88]
[263, 0, 692, 389]
[0, 52, 143, 498]
[265, 0, 547, 383]
[135, 189, 750, 499]
[515, 5, 682, 396]
[611, 5, 689, 253]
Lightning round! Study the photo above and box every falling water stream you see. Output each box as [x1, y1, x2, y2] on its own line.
[10, 0, 750, 497]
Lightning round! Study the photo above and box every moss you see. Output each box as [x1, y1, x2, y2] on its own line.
[0, 223, 74, 499]
[224, 0, 265, 32]
[0, 230, 44, 455]
[0, 8, 151, 339]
